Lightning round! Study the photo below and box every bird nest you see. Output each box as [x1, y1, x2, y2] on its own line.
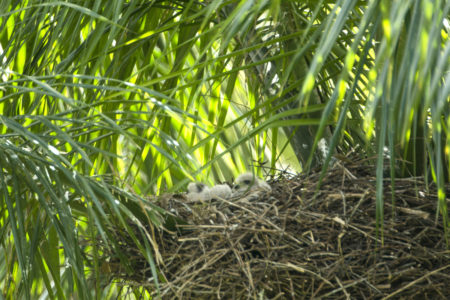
[103, 158, 450, 299]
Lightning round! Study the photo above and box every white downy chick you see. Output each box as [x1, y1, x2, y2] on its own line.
[210, 184, 232, 200]
[186, 182, 211, 202]
[232, 172, 271, 198]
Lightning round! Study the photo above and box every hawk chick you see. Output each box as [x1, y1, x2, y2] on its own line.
[232, 172, 271, 198]
[187, 182, 211, 202]
[210, 184, 232, 200]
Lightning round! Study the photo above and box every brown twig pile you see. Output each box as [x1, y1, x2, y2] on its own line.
[108, 158, 450, 299]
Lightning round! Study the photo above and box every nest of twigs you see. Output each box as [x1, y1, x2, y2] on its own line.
[105, 157, 450, 299]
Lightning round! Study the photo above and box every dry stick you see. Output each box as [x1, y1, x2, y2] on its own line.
[216, 196, 311, 246]
[335, 276, 351, 300]
[217, 269, 224, 299]
[340, 190, 347, 216]
[266, 261, 334, 287]
[318, 277, 367, 299]
[225, 230, 256, 292]
[173, 250, 228, 288]
[353, 271, 384, 295]
[301, 210, 382, 243]
[348, 189, 370, 221]
[382, 264, 450, 300]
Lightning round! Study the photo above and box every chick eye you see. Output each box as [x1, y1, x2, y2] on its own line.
[243, 180, 252, 185]
[233, 184, 240, 190]
[195, 183, 204, 192]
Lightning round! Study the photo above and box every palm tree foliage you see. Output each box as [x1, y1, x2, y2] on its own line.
[0, 0, 448, 298]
